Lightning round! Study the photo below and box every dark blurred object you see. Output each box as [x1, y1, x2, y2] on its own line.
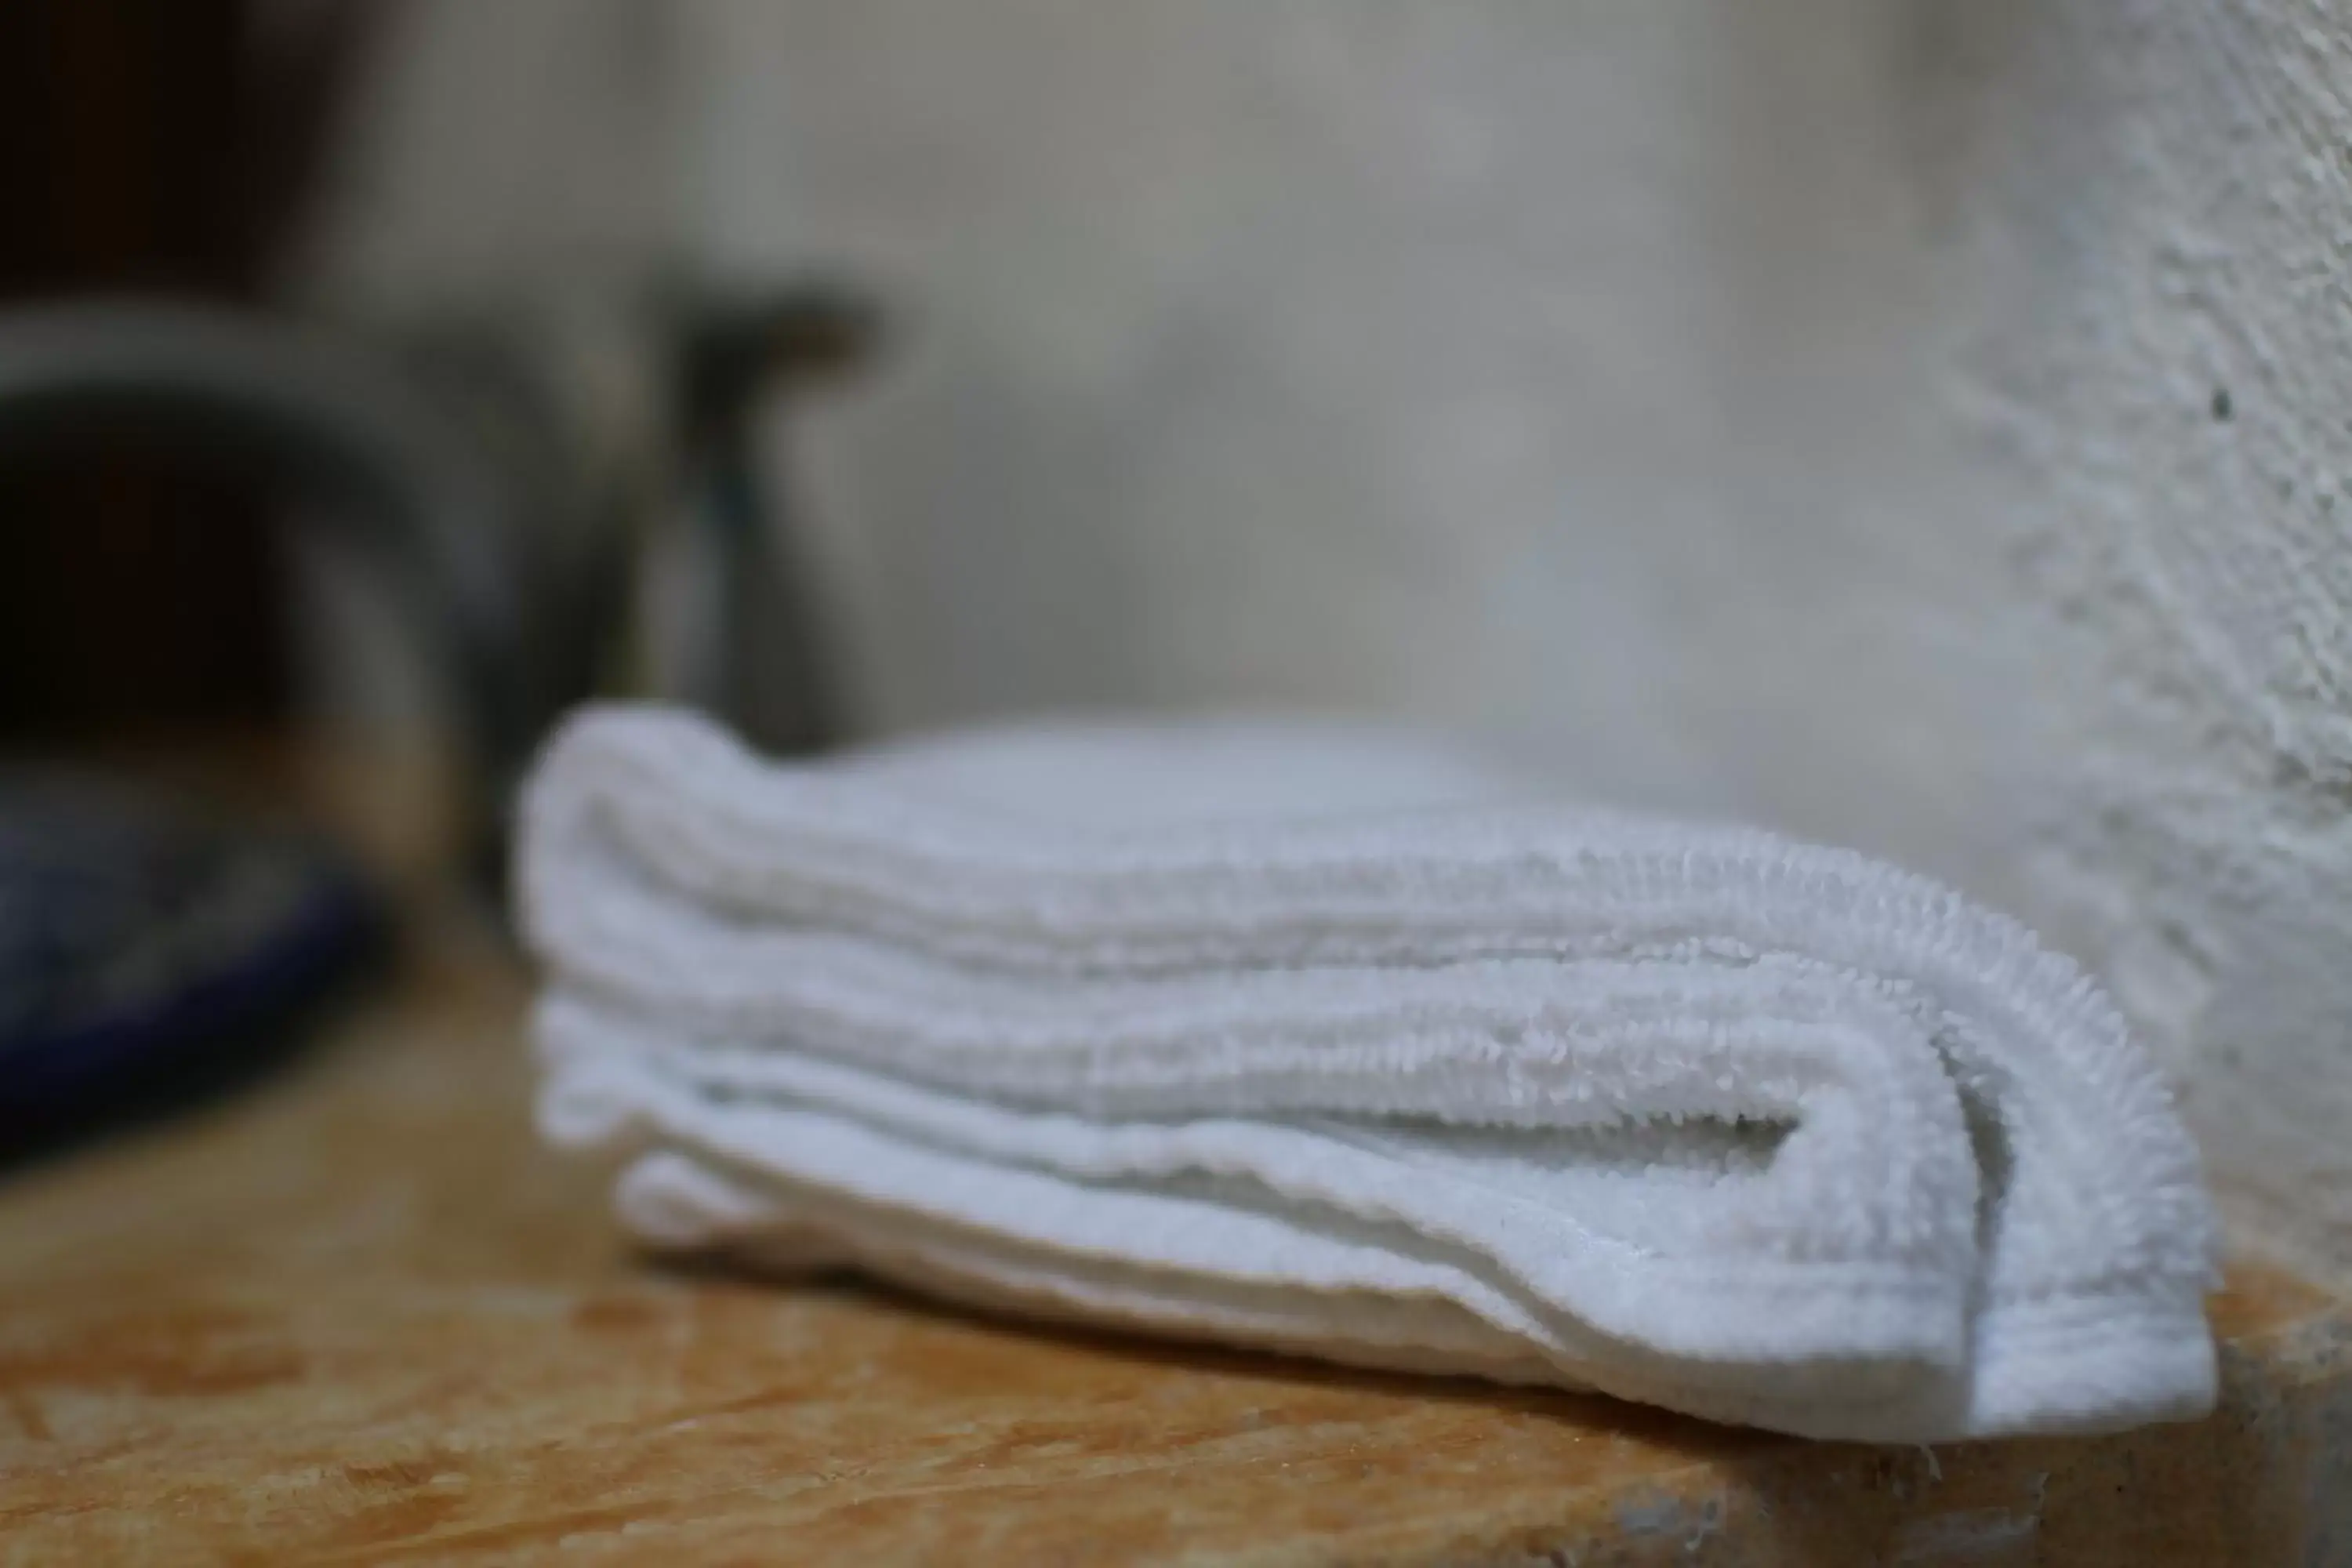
[0, 300, 564, 882]
[0, 283, 887, 881]
[0, 0, 880, 884]
[0, 771, 379, 1162]
[0, 0, 387, 737]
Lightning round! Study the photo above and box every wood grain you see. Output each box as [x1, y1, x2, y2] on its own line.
[2, 938, 2349, 1566]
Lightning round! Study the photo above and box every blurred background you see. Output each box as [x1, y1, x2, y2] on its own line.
[3, 0, 2350, 1269]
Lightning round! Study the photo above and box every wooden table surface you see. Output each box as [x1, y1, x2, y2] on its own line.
[4, 928, 2351, 1565]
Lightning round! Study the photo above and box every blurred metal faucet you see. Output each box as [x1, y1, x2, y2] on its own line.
[0, 285, 879, 887]
[672, 282, 879, 757]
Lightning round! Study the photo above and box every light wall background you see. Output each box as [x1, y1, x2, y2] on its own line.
[303, 0, 2352, 1272]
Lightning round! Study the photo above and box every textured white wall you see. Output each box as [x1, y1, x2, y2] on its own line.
[311, 0, 2352, 1269]
[1913, 0, 2352, 1267]
[681, 2, 2029, 860]
[298, 0, 671, 306]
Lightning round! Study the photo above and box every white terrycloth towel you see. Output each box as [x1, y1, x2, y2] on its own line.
[518, 704, 2219, 1443]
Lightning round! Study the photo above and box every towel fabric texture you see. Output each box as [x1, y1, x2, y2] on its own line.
[518, 705, 2218, 1442]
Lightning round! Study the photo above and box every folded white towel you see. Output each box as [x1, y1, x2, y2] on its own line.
[517, 705, 2219, 1442]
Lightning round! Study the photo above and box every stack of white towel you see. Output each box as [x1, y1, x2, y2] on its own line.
[518, 705, 2217, 1442]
